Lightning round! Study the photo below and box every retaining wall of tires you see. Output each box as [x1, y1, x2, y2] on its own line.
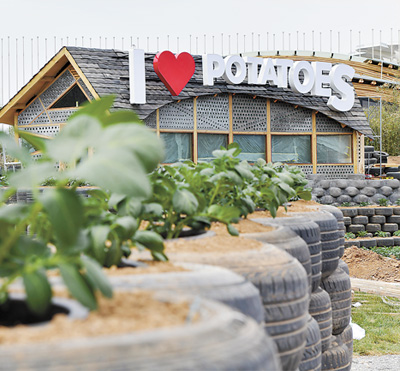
[342, 205, 400, 248]
[307, 174, 400, 206]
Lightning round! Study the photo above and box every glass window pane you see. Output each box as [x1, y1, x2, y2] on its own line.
[198, 134, 227, 162]
[233, 135, 266, 162]
[160, 133, 192, 163]
[271, 135, 311, 163]
[317, 135, 352, 164]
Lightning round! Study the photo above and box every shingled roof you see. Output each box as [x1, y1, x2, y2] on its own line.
[67, 46, 373, 137]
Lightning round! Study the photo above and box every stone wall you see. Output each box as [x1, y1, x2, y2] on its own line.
[307, 174, 400, 206]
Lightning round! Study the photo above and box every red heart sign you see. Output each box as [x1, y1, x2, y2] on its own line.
[153, 51, 195, 96]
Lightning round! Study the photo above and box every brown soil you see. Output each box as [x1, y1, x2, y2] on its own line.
[343, 246, 400, 282]
[0, 291, 193, 345]
[106, 261, 188, 276]
[388, 156, 400, 165]
[248, 200, 322, 219]
[164, 219, 270, 254]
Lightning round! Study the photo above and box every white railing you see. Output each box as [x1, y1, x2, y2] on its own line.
[0, 29, 400, 107]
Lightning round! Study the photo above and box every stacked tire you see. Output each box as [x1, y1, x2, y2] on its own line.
[251, 205, 353, 371]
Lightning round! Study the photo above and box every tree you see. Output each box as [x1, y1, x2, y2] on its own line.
[367, 86, 400, 156]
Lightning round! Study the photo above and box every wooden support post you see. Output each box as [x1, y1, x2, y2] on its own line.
[13, 113, 19, 143]
[312, 111, 317, 174]
[266, 99, 272, 163]
[228, 94, 233, 144]
[352, 131, 358, 174]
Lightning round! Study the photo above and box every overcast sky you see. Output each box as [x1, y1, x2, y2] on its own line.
[1, 0, 399, 48]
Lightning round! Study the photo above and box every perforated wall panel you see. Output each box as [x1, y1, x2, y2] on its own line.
[40, 70, 76, 108]
[197, 95, 229, 131]
[270, 101, 312, 132]
[144, 111, 157, 129]
[31, 112, 50, 125]
[232, 94, 267, 132]
[19, 125, 60, 137]
[18, 99, 44, 125]
[316, 165, 354, 179]
[48, 109, 78, 123]
[159, 99, 194, 130]
[295, 165, 314, 175]
[78, 79, 94, 101]
[316, 113, 352, 133]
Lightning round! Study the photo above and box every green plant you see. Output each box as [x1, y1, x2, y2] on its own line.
[394, 230, 400, 237]
[0, 96, 165, 314]
[345, 232, 356, 239]
[366, 87, 400, 155]
[357, 230, 369, 237]
[378, 198, 389, 206]
[396, 199, 400, 206]
[341, 202, 351, 207]
[359, 201, 371, 207]
[375, 230, 389, 237]
[363, 245, 400, 260]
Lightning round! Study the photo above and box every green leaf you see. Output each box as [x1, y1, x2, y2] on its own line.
[297, 189, 312, 201]
[102, 110, 141, 126]
[227, 223, 239, 236]
[0, 132, 32, 165]
[208, 205, 241, 223]
[172, 188, 198, 215]
[134, 230, 165, 254]
[59, 263, 97, 311]
[17, 130, 48, 152]
[0, 204, 30, 223]
[40, 188, 83, 249]
[142, 203, 163, 217]
[23, 270, 52, 315]
[12, 235, 50, 259]
[81, 255, 113, 298]
[89, 225, 110, 264]
[234, 164, 254, 180]
[114, 216, 138, 239]
[71, 149, 152, 199]
[9, 163, 58, 189]
[46, 114, 102, 164]
[69, 95, 115, 122]
[225, 170, 243, 185]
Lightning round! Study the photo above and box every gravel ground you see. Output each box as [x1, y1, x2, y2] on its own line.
[352, 355, 400, 370]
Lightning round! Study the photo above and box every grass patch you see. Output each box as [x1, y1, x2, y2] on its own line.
[352, 291, 400, 355]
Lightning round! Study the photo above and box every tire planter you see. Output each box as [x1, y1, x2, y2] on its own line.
[309, 287, 333, 353]
[320, 206, 345, 259]
[242, 225, 312, 293]
[299, 315, 322, 371]
[321, 336, 351, 371]
[167, 238, 310, 371]
[251, 216, 322, 293]
[290, 211, 340, 279]
[336, 324, 353, 364]
[0, 291, 281, 371]
[320, 267, 352, 335]
[108, 262, 264, 323]
[337, 260, 349, 276]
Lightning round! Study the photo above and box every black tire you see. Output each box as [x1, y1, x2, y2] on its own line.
[336, 324, 353, 363]
[290, 211, 340, 279]
[320, 267, 351, 335]
[358, 239, 377, 248]
[251, 216, 322, 292]
[243, 225, 312, 293]
[338, 260, 349, 275]
[372, 150, 389, 159]
[368, 167, 382, 176]
[364, 145, 375, 153]
[338, 246, 344, 259]
[384, 167, 399, 174]
[339, 208, 358, 218]
[0, 291, 281, 371]
[309, 288, 332, 353]
[320, 205, 344, 222]
[321, 336, 351, 371]
[168, 240, 310, 371]
[364, 158, 377, 165]
[299, 315, 322, 371]
[108, 262, 265, 323]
